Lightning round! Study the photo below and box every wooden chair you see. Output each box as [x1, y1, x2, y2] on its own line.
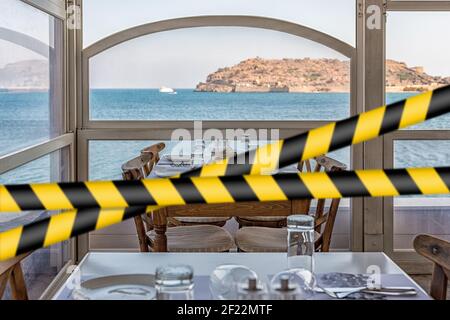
[122, 143, 235, 253]
[141, 144, 231, 228]
[414, 234, 450, 300]
[0, 254, 29, 300]
[235, 156, 346, 253]
[236, 156, 342, 229]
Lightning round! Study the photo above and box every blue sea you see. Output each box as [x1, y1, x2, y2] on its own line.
[1, 89, 450, 183]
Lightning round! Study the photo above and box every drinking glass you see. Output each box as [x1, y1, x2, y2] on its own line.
[209, 264, 258, 300]
[155, 264, 194, 300]
[287, 215, 315, 271]
[270, 270, 315, 300]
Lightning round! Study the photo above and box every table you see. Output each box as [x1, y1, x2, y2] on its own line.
[52, 252, 430, 300]
[149, 153, 311, 252]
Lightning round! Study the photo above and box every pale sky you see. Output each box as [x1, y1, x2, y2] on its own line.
[1, 0, 450, 88]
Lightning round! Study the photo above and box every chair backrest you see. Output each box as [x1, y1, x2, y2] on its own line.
[414, 234, 450, 300]
[121, 143, 165, 252]
[308, 156, 347, 252]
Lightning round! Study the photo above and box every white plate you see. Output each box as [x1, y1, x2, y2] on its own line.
[72, 274, 156, 300]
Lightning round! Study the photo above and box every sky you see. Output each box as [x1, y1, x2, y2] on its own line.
[1, 0, 450, 88]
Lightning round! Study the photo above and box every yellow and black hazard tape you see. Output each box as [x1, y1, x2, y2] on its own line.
[1, 167, 450, 260]
[2, 168, 450, 212]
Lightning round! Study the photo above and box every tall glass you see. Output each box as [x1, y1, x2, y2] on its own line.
[155, 265, 194, 300]
[287, 215, 315, 272]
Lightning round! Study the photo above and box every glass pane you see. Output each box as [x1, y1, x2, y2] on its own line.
[90, 27, 350, 121]
[0, 0, 64, 156]
[386, 12, 450, 129]
[0, 147, 70, 300]
[89, 139, 351, 250]
[393, 140, 450, 250]
[83, 0, 355, 47]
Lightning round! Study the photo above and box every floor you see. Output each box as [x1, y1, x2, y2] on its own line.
[411, 274, 450, 300]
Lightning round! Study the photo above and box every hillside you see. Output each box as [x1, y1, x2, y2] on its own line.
[0, 60, 49, 90]
[196, 57, 450, 93]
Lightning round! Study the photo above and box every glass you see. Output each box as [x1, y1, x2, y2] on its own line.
[155, 265, 194, 300]
[386, 12, 450, 129]
[83, 0, 355, 47]
[0, 0, 64, 156]
[0, 148, 70, 300]
[393, 140, 450, 250]
[209, 264, 258, 300]
[270, 270, 315, 300]
[287, 215, 315, 271]
[89, 27, 350, 121]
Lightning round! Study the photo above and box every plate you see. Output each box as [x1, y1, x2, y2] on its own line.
[72, 274, 156, 300]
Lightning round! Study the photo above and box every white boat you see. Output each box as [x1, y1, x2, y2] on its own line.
[159, 86, 177, 94]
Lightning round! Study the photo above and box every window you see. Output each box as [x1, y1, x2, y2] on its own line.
[393, 140, 450, 250]
[386, 11, 450, 129]
[0, 148, 70, 299]
[0, 0, 64, 156]
[89, 27, 351, 121]
[0, 0, 71, 300]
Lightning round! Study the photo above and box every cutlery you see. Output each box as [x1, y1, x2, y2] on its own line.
[316, 286, 417, 299]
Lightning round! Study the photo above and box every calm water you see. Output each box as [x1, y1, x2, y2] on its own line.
[1, 89, 450, 183]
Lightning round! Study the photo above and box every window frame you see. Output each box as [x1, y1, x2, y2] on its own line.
[0, 0, 76, 297]
[77, 11, 363, 255]
[383, 0, 450, 271]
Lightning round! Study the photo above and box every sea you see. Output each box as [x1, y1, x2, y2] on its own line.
[1, 89, 450, 184]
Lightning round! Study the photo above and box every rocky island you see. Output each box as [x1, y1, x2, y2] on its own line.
[195, 57, 450, 93]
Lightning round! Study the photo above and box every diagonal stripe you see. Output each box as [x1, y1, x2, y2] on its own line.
[385, 169, 422, 195]
[0, 226, 22, 261]
[273, 174, 312, 199]
[142, 179, 185, 206]
[44, 211, 76, 247]
[0, 185, 21, 212]
[225, 150, 254, 176]
[17, 218, 50, 255]
[302, 123, 335, 161]
[96, 208, 126, 230]
[243, 175, 288, 202]
[399, 91, 432, 129]
[329, 117, 359, 151]
[59, 182, 99, 208]
[352, 106, 386, 145]
[435, 167, 450, 188]
[85, 181, 128, 209]
[70, 207, 101, 237]
[200, 159, 228, 177]
[328, 171, 370, 197]
[220, 176, 258, 202]
[379, 100, 405, 135]
[355, 170, 399, 197]
[250, 141, 283, 175]
[278, 135, 307, 170]
[171, 179, 205, 204]
[299, 172, 342, 199]
[191, 177, 234, 204]
[5, 185, 45, 211]
[407, 168, 449, 195]
[426, 85, 450, 120]
[113, 181, 156, 206]
[31, 184, 74, 211]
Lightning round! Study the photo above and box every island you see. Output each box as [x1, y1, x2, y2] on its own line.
[195, 57, 450, 93]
